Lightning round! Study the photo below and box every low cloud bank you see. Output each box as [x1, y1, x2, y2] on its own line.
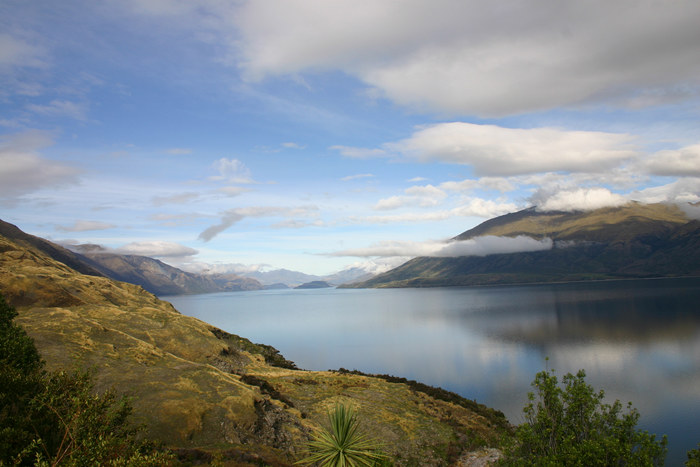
[330, 235, 552, 259]
[532, 188, 628, 212]
[63, 240, 199, 260]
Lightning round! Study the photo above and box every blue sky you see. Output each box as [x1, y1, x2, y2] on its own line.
[2, 0, 700, 276]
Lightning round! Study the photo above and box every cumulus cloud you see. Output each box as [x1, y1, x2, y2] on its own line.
[630, 179, 700, 206]
[115, 241, 199, 259]
[532, 187, 627, 212]
[440, 177, 516, 194]
[643, 144, 700, 177]
[357, 198, 518, 224]
[233, 0, 700, 116]
[374, 184, 447, 210]
[55, 220, 116, 232]
[330, 235, 552, 258]
[385, 123, 637, 176]
[0, 130, 80, 204]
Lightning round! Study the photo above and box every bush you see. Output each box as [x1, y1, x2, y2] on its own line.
[501, 367, 667, 466]
[687, 443, 700, 467]
[0, 294, 172, 466]
[297, 403, 388, 466]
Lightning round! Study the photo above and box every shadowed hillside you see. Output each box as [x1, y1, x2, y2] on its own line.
[350, 203, 700, 288]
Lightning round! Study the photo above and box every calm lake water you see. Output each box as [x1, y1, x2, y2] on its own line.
[163, 277, 700, 465]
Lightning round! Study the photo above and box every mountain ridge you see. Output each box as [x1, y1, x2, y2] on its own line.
[349, 203, 700, 288]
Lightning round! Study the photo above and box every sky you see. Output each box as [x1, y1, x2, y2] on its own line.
[2, 0, 700, 276]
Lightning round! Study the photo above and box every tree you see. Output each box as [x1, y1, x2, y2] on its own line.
[0, 293, 171, 466]
[0, 293, 46, 463]
[687, 443, 700, 467]
[501, 368, 667, 466]
[297, 403, 388, 466]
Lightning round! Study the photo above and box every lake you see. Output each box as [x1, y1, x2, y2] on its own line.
[163, 277, 700, 465]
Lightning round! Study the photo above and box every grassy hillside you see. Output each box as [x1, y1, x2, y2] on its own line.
[0, 222, 509, 465]
[454, 202, 688, 242]
[351, 203, 700, 289]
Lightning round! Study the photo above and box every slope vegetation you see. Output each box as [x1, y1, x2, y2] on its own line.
[0, 221, 509, 465]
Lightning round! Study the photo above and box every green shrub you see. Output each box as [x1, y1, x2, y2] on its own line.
[0, 294, 172, 466]
[297, 403, 388, 466]
[501, 368, 667, 466]
[687, 443, 700, 467]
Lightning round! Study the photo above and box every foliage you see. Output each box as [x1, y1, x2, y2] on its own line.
[297, 403, 388, 467]
[335, 368, 509, 433]
[687, 443, 700, 467]
[0, 293, 172, 466]
[500, 368, 667, 466]
[0, 294, 46, 464]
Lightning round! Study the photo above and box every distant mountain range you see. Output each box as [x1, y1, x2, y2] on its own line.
[243, 266, 375, 287]
[0, 219, 374, 295]
[73, 245, 264, 295]
[348, 202, 700, 288]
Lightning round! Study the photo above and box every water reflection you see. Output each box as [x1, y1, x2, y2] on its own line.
[164, 277, 700, 464]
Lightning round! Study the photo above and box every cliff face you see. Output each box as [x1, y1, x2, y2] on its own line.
[0, 220, 508, 466]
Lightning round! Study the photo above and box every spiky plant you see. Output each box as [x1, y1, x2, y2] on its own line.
[297, 403, 388, 467]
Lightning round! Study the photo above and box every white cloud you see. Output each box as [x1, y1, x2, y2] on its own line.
[26, 100, 89, 121]
[359, 198, 518, 224]
[440, 177, 516, 194]
[199, 205, 319, 241]
[374, 184, 447, 210]
[330, 235, 552, 258]
[55, 220, 116, 232]
[341, 173, 374, 181]
[330, 145, 389, 159]
[454, 198, 519, 218]
[152, 192, 200, 206]
[282, 142, 305, 149]
[115, 241, 199, 259]
[165, 147, 192, 155]
[643, 144, 700, 177]
[630, 179, 700, 206]
[532, 187, 627, 212]
[0, 130, 80, 204]
[0, 33, 46, 69]
[218, 186, 251, 197]
[234, 0, 700, 116]
[386, 123, 637, 176]
[209, 158, 255, 184]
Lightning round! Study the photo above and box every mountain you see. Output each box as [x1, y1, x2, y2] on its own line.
[71, 246, 263, 295]
[349, 203, 700, 288]
[0, 220, 105, 278]
[0, 220, 509, 465]
[294, 280, 332, 289]
[246, 266, 379, 288]
[244, 268, 321, 287]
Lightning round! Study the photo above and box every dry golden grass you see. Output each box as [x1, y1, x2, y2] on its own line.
[1, 230, 509, 466]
